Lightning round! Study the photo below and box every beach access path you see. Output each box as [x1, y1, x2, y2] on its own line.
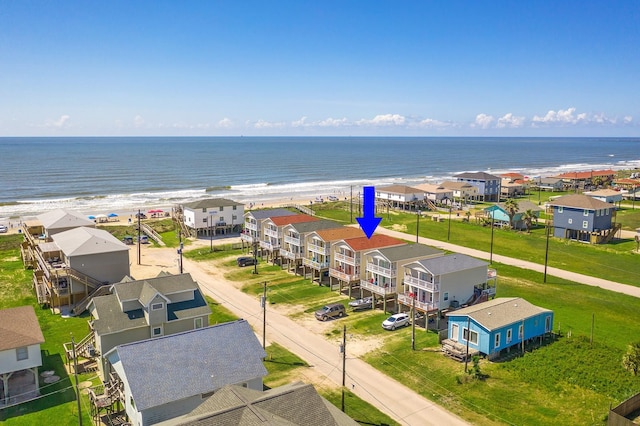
[126, 224, 640, 426]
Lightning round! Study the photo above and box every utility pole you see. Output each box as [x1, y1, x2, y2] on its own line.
[415, 210, 420, 243]
[178, 241, 183, 274]
[137, 209, 141, 265]
[262, 282, 267, 351]
[340, 325, 346, 412]
[411, 295, 416, 350]
[464, 316, 471, 373]
[447, 205, 452, 241]
[253, 239, 258, 275]
[543, 220, 550, 283]
[490, 211, 495, 264]
[209, 215, 213, 252]
[350, 186, 353, 223]
[71, 335, 83, 426]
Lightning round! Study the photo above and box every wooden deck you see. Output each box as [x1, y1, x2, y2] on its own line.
[441, 339, 479, 362]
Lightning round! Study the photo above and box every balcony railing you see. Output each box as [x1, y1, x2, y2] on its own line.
[361, 280, 397, 295]
[397, 293, 439, 312]
[329, 268, 359, 282]
[241, 233, 255, 243]
[264, 228, 279, 238]
[260, 240, 279, 251]
[307, 242, 329, 255]
[284, 235, 300, 246]
[366, 263, 395, 278]
[303, 258, 330, 269]
[404, 275, 439, 292]
[245, 222, 258, 231]
[334, 252, 359, 266]
[279, 249, 300, 260]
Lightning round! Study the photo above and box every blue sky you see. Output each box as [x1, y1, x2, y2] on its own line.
[2, 1, 639, 137]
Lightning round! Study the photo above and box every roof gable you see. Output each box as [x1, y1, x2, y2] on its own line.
[51, 227, 129, 256]
[37, 208, 95, 230]
[109, 320, 267, 411]
[449, 297, 552, 331]
[0, 306, 45, 351]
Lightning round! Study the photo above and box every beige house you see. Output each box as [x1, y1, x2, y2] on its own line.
[241, 208, 296, 248]
[440, 181, 479, 205]
[77, 273, 211, 378]
[375, 185, 424, 211]
[37, 209, 96, 237]
[414, 183, 453, 205]
[302, 227, 364, 283]
[0, 306, 45, 406]
[181, 198, 245, 237]
[259, 214, 319, 262]
[279, 219, 342, 273]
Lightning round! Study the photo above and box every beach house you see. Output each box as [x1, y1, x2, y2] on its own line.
[302, 227, 364, 283]
[414, 183, 453, 209]
[279, 219, 342, 273]
[36, 208, 96, 237]
[360, 244, 443, 312]
[584, 189, 624, 205]
[484, 201, 542, 230]
[259, 214, 319, 263]
[554, 169, 616, 191]
[440, 181, 479, 206]
[101, 320, 267, 426]
[328, 234, 405, 294]
[398, 253, 497, 320]
[0, 306, 45, 407]
[443, 297, 553, 361]
[547, 194, 619, 244]
[181, 198, 244, 237]
[76, 273, 211, 378]
[375, 185, 425, 211]
[531, 177, 564, 192]
[241, 208, 296, 249]
[454, 172, 502, 202]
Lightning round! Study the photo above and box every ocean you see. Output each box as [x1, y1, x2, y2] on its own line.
[1, 136, 639, 220]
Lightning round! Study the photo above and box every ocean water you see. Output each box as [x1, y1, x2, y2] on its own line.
[1, 136, 639, 219]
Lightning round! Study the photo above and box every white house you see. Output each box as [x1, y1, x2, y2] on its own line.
[375, 185, 424, 210]
[181, 198, 245, 236]
[0, 306, 45, 406]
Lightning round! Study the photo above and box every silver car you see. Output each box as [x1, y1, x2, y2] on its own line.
[382, 313, 410, 330]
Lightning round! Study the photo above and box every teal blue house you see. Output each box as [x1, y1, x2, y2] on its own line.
[484, 201, 542, 230]
[444, 297, 553, 360]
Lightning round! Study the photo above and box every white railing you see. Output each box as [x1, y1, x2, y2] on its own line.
[260, 240, 278, 250]
[397, 293, 439, 312]
[404, 275, 439, 292]
[265, 228, 279, 238]
[245, 222, 258, 231]
[334, 252, 359, 265]
[284, 235, 300, 246]
[361, 280, 397, 295]
[366, 263, 395, 278]
[307, 242, 329, 255]
[329, 268, 359, 282]
[279, 249, 299, 260]
[241, 233, 255, 243]
[303, 258, 330, 269]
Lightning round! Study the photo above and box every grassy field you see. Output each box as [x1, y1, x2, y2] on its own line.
[197, 243, 640, 425]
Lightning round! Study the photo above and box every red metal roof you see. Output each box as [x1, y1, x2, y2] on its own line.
[554, 170, 616, 179]
[270, 214, 319, 226]
[342, 234, 406, 251]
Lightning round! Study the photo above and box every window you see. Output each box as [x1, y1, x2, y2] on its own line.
[494, 333, 501, 348]
[444, 292, 449, 301]
[582, 221, 588, 228]
[194, 317, 203, 329]
[558, 206, 563, 213]
[518, 324, 524, 339]
[463, 328, 478, 344]
[220, 206, 224, 211]
[202, 218, 208, 223]
[583, 209, 589, 216]
[219, 216, 225, 223]
[152, 326, 163, 337]
[233, 205, 237, 210]
[232, 215, 237, 221]
[568, 218, 572, 224]
[16, 347, 28, 361]
[151, 302, 164, 310]
[202, 208, 207, 213]
[506, 329, 512, 344]
[545, 316, 551, 332]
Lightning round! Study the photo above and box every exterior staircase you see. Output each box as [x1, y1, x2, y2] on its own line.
[600, 223, 622, 244]
[72, 284, 112, 316]
[140, 223, 165, 246]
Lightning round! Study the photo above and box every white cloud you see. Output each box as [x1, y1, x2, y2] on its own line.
[45, 114, 70, 128]
[356, 114, 406, 126]
[291, 116, 308, 127]
[134, 115, 145, 127]
[254, 119, 286, 129]
[496, 113, 525, 128]
[532, 107, 587, 125]
[217, 118, 233, 128]
[318, 117, 349, 127]
[414, 118, 453, 129]
[624, 116, 633, 124]
[472, 113, 495, 129]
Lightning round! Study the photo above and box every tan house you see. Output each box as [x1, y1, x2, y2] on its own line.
[279, 219, 342, 273]
[259, 214, 319, 262]
[375, 185, 425, 211]
[241, 208, 296, 248]
[440, 181, 479, 205]
[329, 234, 406, 295]
[37, 208, 96, 237]
[0, 306, 45, 406]
[76, 273, 211, 378]
[302, 227, 364, 283]
[181, 198, 245, 237]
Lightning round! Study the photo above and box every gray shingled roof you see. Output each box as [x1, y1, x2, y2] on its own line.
[368, 244, 442, 263]
[109, 320, 267, 412]
[410, 253, 487, 276]
[182, 198, 244, 209]
[548, 194, 612, 210]
[454, 171, 501, 181]
[448, 297, 552, 331]
[376, 185, 423, 194]
[286, 219, 342, 234]
[176, 382, 359, 425]
[52, 227, 129, 256]
[245, 209, 296, 220]
[37, 208, 95, 230]
[0, 306, 45, 351]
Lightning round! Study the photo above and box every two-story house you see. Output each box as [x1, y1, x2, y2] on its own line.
[0, 306, 45, 406]
[375, 185, 425, 211]
[360, 244, 443, 312]
[547, 194, 618, 244]
[259, 214, 319, 263]
[181, 198, 244, 237]
[81, 272, 212, 378]
[328, 234, 405, 295]
[241, 208, 296, 251]
[454, 172, 502, 202]
[440, 181, 479, 206]
[279, 219, 342, 274]
[103, 320, 267, 426]
[399, 253, 497, 321]
[302, 227, 364, 283]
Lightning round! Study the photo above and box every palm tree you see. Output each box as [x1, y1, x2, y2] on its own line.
[503, 198, 519, 230]
[522, 209, 535, 233]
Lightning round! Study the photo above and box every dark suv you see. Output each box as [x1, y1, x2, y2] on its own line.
[314, 303, 346, 321]
[237, 256, 257, 267]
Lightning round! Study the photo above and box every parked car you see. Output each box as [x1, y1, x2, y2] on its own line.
[328, 195, 339, 201]
[382, 313, 410, 330]
[237, 256, 257, 267]
[348, 296, 373, 311]
[0, 225, 7, 233]
[138, 235, 149, 244]
[314, 303, 346, 321]
[135, 212, 147, 219]
[122, 236, 134, 245]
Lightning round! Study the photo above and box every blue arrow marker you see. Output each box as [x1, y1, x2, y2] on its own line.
[356, 186, 382, 239]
